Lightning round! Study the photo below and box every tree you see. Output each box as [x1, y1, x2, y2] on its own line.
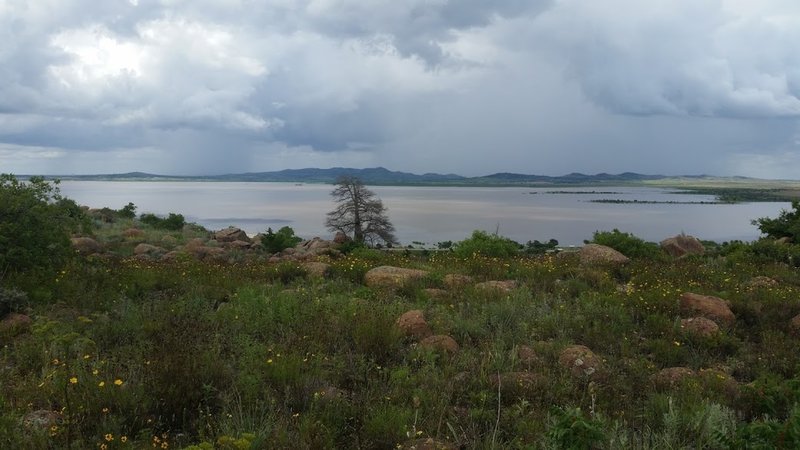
[261, 226, 302, 253]
[325, 176, 397, 245]
[0, 174, 89, 275]
[753, 201, 800, 242]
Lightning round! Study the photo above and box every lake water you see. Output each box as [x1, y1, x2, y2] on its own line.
[58, 181, 789, 246]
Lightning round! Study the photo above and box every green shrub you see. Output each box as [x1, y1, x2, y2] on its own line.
[523, 239, 559, 255]
[139, 212, 186, 231]
[753, 201, 800, 241]
[590, 229, 662, 259]
[261, 226, 302, 253]
[454, 230, 519, 258]
[0, 174, 89, 274]
[545, 407, 606, 449]
[0, 287, 28, 317]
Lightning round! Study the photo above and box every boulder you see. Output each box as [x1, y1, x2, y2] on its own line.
[133, 243, 166, 257]
[300, 237, 332, 252]
[442, 274, 473, 289]
[579, 244, 629, 265]
[303, 262, 331, 278]
[651, 367, 696, 390]
[419, 335, 459, 354]
[160, 235, 178, 246]
[514, 345, 541, 367]
[660, 234, 705, 258]
[184, 238, 207, 251]
[748, 276, 778, 289]
[0, 313, 32, 336]
[70, 237, 101, 255]
[214, 227, 250, 243]
[21, 410, 61, 430]
[365, 266, 428, 289]
[790, 313, 800, 335]
[680, 317, 720, 338]
[475, 280, 517, 293]
[558, 345, 602, 378]
[396, 310, 432, 340]
[680, 293, 735, 326]
[776, 237, 793, 245]
[333, 232, 350, 244]
[161, 251, 181, 262]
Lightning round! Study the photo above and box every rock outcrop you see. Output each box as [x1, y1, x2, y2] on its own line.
[651, 367, 696, 390]
[475, 280, 517, 293]
[680, 317, 720, 338]
[680, 293, 735, 326]
[71, 237, 101, 255]
[396, 310, 432, 340]
[579, 244, 629, 265]
[419, 335, 459, 354]
[660, 234, 705, 258]
[214, 227, 250, 243]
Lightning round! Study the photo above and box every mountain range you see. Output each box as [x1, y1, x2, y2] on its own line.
[45, 167, 708, 185]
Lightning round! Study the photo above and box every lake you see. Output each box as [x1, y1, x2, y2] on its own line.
[58, 181, 788, 246]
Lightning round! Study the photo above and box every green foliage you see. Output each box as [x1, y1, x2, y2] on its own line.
[523, 239, 559, 255]
[0, 287, 28, 317]
[0, 174, 89, 274]
[590, 229, 662, 258]
[261, 226, 302, 254]
[436, 240, 453, 250]
[453, 230, 519, 258]
[139, 212, 186, 231]
[545, 407, 606, 449]
[753, 200, 800, 241]
[118, 202, 137, 219]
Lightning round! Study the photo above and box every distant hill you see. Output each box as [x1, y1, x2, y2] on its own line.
[45, 167, 752, 186]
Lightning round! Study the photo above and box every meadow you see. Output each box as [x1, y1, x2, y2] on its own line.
[3, 210, 800, 449]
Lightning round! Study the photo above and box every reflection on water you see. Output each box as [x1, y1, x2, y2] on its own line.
[59, 181, 788, 246]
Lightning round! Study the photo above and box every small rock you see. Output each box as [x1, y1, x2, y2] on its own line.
[134, 243, 166, 257]
[400, 438, 456, 450]
[475, 280, 517, 293]
[419, 335, 459, 354]
[70, 237, 101, 255]
[748, 276, 778, 289]
[396, 310, 432, 340]
[680, 292, 735, 326]
[21, 410, 61, 430]
[790, 313, 800, 335]
[651, 367, 696, 390]
[488, 371, 546, 396]
[423, 288, 449, 301]
[514, 345, 541, 367]
[579, 244, 629, 265]
[0, 313, 32, 336]
[558, 345, 602, 378]
[680, 317, 720, 338]
[303, 262, 331, 278]
[365, 266, 429, 289]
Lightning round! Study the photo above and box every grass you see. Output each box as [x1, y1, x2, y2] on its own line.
[3, 223, 800, 448]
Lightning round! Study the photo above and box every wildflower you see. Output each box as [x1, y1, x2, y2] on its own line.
[101, 444, 108, 450]
[266, 359, 273, 364]
[161, 443, 169, 449]
[99, 381, 105, 387]
[105, 433, 114, 441]
[114, 379, 123, 386]
[69, 377, 78, 384]
[121, 436, 128, 443]
[92, 369, 99, 376]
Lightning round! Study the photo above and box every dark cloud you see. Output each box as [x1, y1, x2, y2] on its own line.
[1, 0, 799, 178]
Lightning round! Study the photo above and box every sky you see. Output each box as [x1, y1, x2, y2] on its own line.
[1, 0, 800, 178]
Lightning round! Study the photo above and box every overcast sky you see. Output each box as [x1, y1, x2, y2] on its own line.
[2, 0, 800, 178]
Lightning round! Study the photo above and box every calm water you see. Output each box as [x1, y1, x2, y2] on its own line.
[59, 181, 788, 246]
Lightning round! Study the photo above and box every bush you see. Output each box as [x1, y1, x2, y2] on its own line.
[139, 212, 186, 231]
[261, 226, 302, 254]
[523, 239, 559, 255]
[0, 174, 89, 274]
[589, 229, 662, 259]
[753, 201, 800, 241]
[454, 230, 520, 258]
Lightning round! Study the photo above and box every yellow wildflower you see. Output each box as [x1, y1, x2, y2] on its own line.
[114, 379, 123, 386]
[69, 377, 78, 384]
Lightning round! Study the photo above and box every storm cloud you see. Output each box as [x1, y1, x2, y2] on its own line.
[1, 0, 799, 178]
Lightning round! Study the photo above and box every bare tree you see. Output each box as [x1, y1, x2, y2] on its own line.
[325, 176, 397, 245]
